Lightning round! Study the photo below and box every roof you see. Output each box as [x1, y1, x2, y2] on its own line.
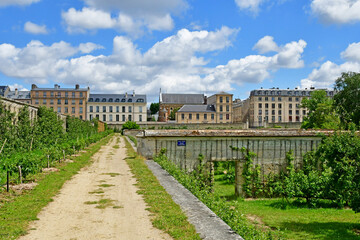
[178, 104, 216, 113]
[88, 93, 147, 103]
[161, 93, 204, 104]
[214, 91, 232, 95]
[0, 86, 9, 96]
[250, 88, 335, 97]
[6, 91, 31, 99]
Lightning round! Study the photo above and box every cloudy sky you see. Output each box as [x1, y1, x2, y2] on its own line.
[0, 0, 360, 102]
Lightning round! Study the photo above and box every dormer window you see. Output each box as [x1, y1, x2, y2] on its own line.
[128, 99, 132, 102]
[121, 98, 126, 102]
[95, 98, 100, 102]
[136, 98, 144, 102]
[88, 98, 93, 102]
[115, 98, 120, 102]
[102, 98, 106, 102]
[109, 98, 113, 102]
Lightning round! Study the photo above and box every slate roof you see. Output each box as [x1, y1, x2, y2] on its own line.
[6, 91, 31, 99]
[88, 93, 147, 103]
[161, 93, 205, 104]
[178, 104, 216, 113]
[0, 86, 9, 96]
[250, 88, 335, 97]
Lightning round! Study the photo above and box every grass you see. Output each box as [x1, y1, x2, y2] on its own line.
[84, 198, 118, 209]
[214, 173, 360, 240]
[127, 135, 137, 146]
[98, 184, 114, 188]
[124, 137, 201, 240]
[88, 189, 104, 194]
[0, 134, 112, 240]
[101, 173, 121, 177]
[112, 144, 120, 149]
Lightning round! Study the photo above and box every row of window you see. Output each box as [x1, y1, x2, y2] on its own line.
[219, 96, 230, 103]
[258, 109, 307, 115]
[89, 98, 145, 103]
[89, 114, 142, 122]
[89, 106, 142, 113]
[180, 113, 230, 121]
[258, 116, 301, 122]
[34, 91, 84, 98]
[34, 99, 84, 105]
[258, 103, 302, 109]
[257, 96, 303, 102]
[218, 105, 230, 112]
[255, 90, 333, 97]
[54, 107, 83, 114]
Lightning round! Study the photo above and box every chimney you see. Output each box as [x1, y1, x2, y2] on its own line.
[75, 84, 79, 90]
[15, 88, 18, 95]
[133, 90, 135, 97]
[54, 84, 60, 89]
[125, 92, 128, 98]
[31, 84, 37, 90]
[204, 96, 207, 104]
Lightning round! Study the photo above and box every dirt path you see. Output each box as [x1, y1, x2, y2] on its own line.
[19, 135, 172, 240]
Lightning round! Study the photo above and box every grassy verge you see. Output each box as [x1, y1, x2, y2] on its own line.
[214, 174, 360, 240]
[0, 134, 112, 240]
[123, 137, 201, 240]
[127, 135, 137, 146]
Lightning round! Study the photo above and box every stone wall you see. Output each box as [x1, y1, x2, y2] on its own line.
[108, 122, 248, 130]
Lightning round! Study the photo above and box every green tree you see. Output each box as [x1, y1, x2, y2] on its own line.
[301, 90, 339, 130]
[334, 72, 360, 128]
[150, 103, 159, 115]
[169, 107, 179, 120]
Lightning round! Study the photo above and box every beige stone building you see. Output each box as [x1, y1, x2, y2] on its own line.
[233, 98, 250, 123]
[207, 92, 233, 123]
[30, 84, 89, 120]
[0, 97, 38, 122]
[87, 92, 147, 124]
[247, 88, 335, 127]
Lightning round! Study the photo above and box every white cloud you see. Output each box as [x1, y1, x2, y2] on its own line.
[301, 41, 360, 89]
[24, 21, 48, 34]
[0, 0, 40, 7]
[8, 83, 28, 91]
[0, 29, 307, 98]
[253, 35, 279, 54]
[311, 0, 360, 24]
[235, 0, 264, 13]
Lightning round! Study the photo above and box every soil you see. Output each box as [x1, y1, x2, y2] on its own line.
[19, 135, 172, 240]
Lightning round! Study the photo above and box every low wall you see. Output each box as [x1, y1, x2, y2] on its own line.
[108, 122, 248, 130]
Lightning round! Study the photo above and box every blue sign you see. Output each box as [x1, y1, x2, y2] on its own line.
[177, 140, 186, 146]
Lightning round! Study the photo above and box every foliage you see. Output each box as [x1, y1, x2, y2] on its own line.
[121, 121, 140, 134]
[169, 107, 180, 121]
[301, 90, 340, 130]
[334, 72, 360, 128]
[150, 102, 160, 115]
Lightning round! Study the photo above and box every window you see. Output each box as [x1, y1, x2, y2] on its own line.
[122, 106, 126, 112]
[278, 116, 282, 122]
[289, 110, 292, 115]
[109, 98, 113, 102]
[211, 114, 214, 120]
[89, 114, 93, 120]
[65, 107, 68, 113]
[278, 97, 282, 101]
[278, 110, 282, 115]
[65, 92, 68, 97]
[296, 104, 300, 108]
[226, 105, 229, 112]
[65, 99, 68, 105]
[35, 92, 39, 97]
[116, 115, 119, 121]
[296, 116, 300, 122]
[258, 97, 262, 101]
[128, 99, 132, 102]
[102, 106, 106, 112]
[288, 97, 292, 101]
[220, 96, 223, 103]
[72, 92, 75, 98]
[116, 106, 120, 112]
[272, 116, 275, 122]
[303, 110, 306, 115]
[57, 99, 61, 104]
[43, 92, 47, 97]
[57, 107, 61, 113]
[122, 115, 125, 121]
[220, 114, 223, 120]
[258, 110, 262, 115]
[90, 106, 93, 112]
[121, 99, 126, 102]
[226, 96, 229, 103]
[96, 114, 99, 119]
[289, 104, 292, 109]
[95, 98, 100, 102]
[265, 97, 268, 101]
[265, 110, 268, 115]
[296, 110, 299, 115]
[72, 107, 75, 113]
[103, 115, 106, 121]
[258, 103, 262, 108]
[296, 97, 300, 102]
[226, 114, 229, 120]
[272, 103, 275, 108]
[34, 99, 39, 104]
[79, 100, 83, 105]
[128, 115, 132, 121]
[137, 98, 144, 102]
[50, 99, 54, 105]
[43, 99, 47, 104]
[204, 114, 207, 120]
[80, 107, 83, 114]
[139, 106, 143, 113]
[96, 106, 99, 112]
[50, 92, 54, 97]
[189, 114, 192, 120]
[109, 115, 113, 122]
[72, 99, 75, 105]
[102, 98, 106, 102]
[265, 103, 269, 108]
[80, 92, 83, 97]
[109, 106, 113, 112]
[115, 98, 120, 102]
[272, 97, 275, 101]
[128, 106, 132, 113]
[80, 116, 82, 120]
[220, 105, 223, 112]
[182, 114, 185, 120]
[272, 110, 275, 115]
[196, 114, 200, 120]
[278, 103, 282, 109]
[139, 115, 142, 122]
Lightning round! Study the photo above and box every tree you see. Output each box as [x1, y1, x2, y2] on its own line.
[301, 90, 339, 130]
[169, 107, 179, 120]
[150, 103, 159, 115]
[334, 72, 360, 128]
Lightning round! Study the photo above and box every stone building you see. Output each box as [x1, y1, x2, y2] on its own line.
[176, 105, 216, 123]
[207, 92, 233, 123]
[159, 91, 206, 122]
[247, 87, 335, 127]
[233, 98, 250, 123]
[6, 89, 31, 104]
[0, 97, 38, 123]
[87, 92, 147, 124]
[0, 86, 10, 97]
[30, 84, 89, 120]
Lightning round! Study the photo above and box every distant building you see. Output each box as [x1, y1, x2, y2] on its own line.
[176, 92, 234, 124]
[6, 89, 31, 104]
[0, 96, 38, 123]
[87, 92, 147, 124]
[0, 86, 10, 97]
[159, 91, 206, 122]
[30, 84, 89, 120]
[233, 98, 250, 123]
[248, 87, 335, 127]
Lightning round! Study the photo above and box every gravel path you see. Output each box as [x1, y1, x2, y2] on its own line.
[19, 135, 172, 240]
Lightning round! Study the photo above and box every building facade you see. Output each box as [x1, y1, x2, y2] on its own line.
[207, 92, 233, 123]
[176, 105, 216, 123]
[159, 92, 206, 122]
[0, 86, 10, 97]
[87, 92, 147, 124]
[233, 98, 250, 123]
[248, 88, 335, 127]
[30, 84, 89, 120]
[6, 89, 31, 104]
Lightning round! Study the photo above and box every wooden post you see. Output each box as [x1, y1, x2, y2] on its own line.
[47, 155, 50, 168]
[29, 137, 33, 151]
[62, 150, 65, 162]
[6, 171, 9, 192]
[18, 166, 22, 184]
[73, 146, 75, 155]
[0, 138, 7, 155]
[235, 161, 244, 197]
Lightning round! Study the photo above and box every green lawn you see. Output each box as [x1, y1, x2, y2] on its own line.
[214, 174, 360, 240]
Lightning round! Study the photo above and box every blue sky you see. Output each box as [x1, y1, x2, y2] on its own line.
[1, 0, 360, 103]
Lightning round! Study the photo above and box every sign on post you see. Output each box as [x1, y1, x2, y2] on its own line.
[177, 140, 186, 146]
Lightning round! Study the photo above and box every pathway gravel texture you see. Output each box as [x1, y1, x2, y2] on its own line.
[146, 160, 244, 240]
[19, 135, 172, 240]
